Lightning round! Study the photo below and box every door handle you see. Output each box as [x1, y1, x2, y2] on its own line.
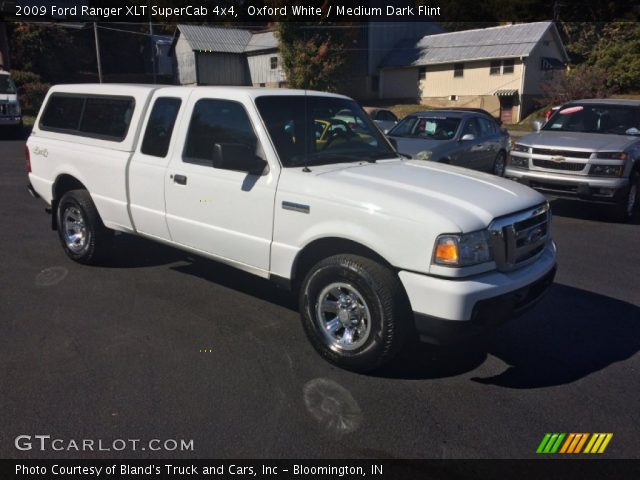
[172, 174, 187, 185]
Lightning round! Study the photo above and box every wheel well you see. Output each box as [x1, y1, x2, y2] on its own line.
[292, 237, 393, 291]
[53, 174, 86, 201]
[51, 175, 87, 230]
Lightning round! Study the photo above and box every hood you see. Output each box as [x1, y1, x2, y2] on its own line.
[286, 159, 545, 232]
[517, 131, 638, 152]
[388, 136, 450, 156]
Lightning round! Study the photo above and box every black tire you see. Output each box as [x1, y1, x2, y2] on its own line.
[299, 254, 410, 372]
[612, 170, 639, 223]
[493, 151, 506, 176]
[56, 189, 112, 264]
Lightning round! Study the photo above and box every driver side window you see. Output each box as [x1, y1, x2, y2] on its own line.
[462, 118, 480, 138]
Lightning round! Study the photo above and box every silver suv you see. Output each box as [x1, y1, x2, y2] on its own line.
[505, 99, 640, 221]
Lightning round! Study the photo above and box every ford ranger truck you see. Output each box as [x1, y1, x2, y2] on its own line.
[26, 84, 557, 372]
[506, 99, 640, 222]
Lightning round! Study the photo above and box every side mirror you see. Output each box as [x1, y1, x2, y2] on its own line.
[460, 134, 476, 141]
[533, 120, 543, 132]
[383, 128, 390, 134]
[212, 143, 267, 175]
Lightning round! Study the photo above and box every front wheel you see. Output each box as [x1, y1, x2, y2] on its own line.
[612, 170, 639, 223]
[56, 189, 112, 264]
[299, 255, 410, 372]
[493, 151, 506, 176]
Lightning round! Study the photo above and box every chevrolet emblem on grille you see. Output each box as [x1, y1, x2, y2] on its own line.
[550, 156, 566, 163]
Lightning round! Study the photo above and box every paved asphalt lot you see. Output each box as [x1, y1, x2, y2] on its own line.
[1, 137, 639, 460]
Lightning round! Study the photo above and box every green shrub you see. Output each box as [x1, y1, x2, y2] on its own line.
[10, 70, 41, 87]
[19, 82, 50, 114]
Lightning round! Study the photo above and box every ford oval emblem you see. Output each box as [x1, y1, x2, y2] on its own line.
[527, 227, 544, 244]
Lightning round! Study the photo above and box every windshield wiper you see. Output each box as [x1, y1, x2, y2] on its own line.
[303, 151, 395, 166]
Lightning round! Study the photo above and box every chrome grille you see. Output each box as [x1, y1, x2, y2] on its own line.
[489, 203, 550, 272]
[533, 159, 586, 171]
[531, 148, 592, 159]
[0, 104, 6, 116]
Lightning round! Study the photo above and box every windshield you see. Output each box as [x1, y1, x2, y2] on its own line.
[388, 116, 461, 140]
[544, 104, 640, 135]
[0, 75, 17, 94]
[255, 95, 397, 167]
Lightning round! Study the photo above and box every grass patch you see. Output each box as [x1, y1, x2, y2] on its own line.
[23, 115, 36, 127]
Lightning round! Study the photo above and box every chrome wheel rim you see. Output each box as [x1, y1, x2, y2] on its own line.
[494, 153, 506, 176]
[627, 183, 638, 217]
[62, 206, 87, 253]
[315, 282, 372, 351]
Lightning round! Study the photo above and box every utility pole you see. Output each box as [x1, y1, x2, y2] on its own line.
[149, 18, 157, 83]
[93, 22, 103, 83]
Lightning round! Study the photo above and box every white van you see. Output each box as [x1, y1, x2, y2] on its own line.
[0, 69, 22, 134]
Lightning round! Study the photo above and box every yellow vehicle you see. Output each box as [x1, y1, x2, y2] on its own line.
[314, 118, 374, 148]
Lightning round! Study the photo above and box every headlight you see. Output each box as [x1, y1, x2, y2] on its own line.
[512, 143, 529, 153]
[433, 230, 492, 267]
[589, 164, 624, 177]
[8, 103, 21, 116]
[597, 151, 628, 160]
[415, 150, 433, 160]
[509, 156, 529, 169]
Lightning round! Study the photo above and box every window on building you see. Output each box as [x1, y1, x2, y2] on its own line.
[270, 57, 278, 69]
[141, 97, 182, 157]
[502, 59, 515, 74]
[419, 67, 427, 80]
[453, 63, 464, 77]
[490, 61, 501, 75]
[183, 99, 259, 166]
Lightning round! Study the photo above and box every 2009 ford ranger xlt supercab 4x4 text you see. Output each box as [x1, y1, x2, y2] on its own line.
[27, 84, 557, 371]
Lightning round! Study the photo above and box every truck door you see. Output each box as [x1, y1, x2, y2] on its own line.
[164, 92, 278, 273]
[129, 89, 191, 240]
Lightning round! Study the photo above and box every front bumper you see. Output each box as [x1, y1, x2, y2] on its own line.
[505, 167, 629, 204]
[399, 241, 557, 344]
[0, 116, 22, 126]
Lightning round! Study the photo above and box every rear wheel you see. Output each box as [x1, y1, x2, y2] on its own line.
[493, 151, 506, 176]
[56, 190, 112, 264]
[299, 255, 409, 372]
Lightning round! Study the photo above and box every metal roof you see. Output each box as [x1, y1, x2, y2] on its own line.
[244, 31, 279, 53]
[176, 24, 252, 53]
[381, 22, 568, 68]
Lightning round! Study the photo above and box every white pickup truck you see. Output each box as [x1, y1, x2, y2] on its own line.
[27, 84, 557, 371]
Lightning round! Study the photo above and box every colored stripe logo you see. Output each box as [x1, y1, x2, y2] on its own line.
[536, 433, 613, 454]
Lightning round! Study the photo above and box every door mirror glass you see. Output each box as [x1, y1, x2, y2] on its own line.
[461, 133, 476, 141]
[212, 143, 267, 175]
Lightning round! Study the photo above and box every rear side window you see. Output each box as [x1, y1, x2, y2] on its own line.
[141, 97, 182, 157]
[183, 99, 258, 166]
[79, 97, 134, 140]
[40, 95, 84, 131]
[39, 93, 135, 141]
